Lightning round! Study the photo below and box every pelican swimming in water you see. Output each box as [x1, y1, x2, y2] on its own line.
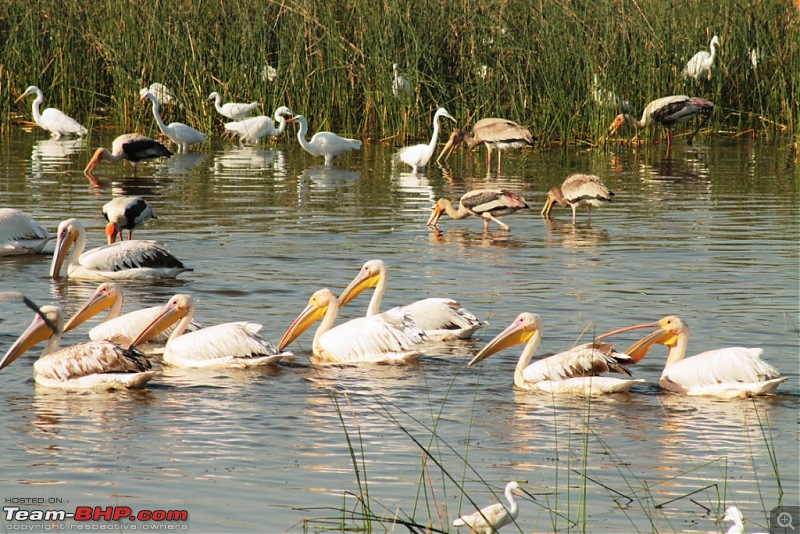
[337, 259, 485, 341]
[453, 481, 524, 534]
[0, 305, 154, 389]
[64, 282, 200, 345]
[49, 218, 190, 281]
[427, 189, 529, 232]
[597, 315, 786, 399]
[540, 173, 615, 223]
[469, 313, 642, 394]
[131, 294, 288, 368]
[0, 208, 54, 256]
[278, 288, 426, 364]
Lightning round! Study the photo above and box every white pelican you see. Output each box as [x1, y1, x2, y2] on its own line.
[63, 282, 200, 345]
[102, 196, 156, 242]
[597, 316, 786, 399]
[0, 305, 154, 389]
[608, 95, 714, 147]
[207, 91, 259, 120]
[338, 259, 485, 341]
[0, 208, 54, 256]
[224, 106, 292, 144]
[683, 35, 720, 82]
[130, 294, 288, 368]
[468, 313, 642, 394]
[278, 288, 425, 364]
[84, 133, 172, 176]
[139, 89, 207, 152]
[427, 189, 529, 232]
[453, 481, 524, 533]
[287, 115, 361, 166]
[14, 85, 87, 139]
[437, 118, 534, 175]
[540, 174, 614, 223]
[392, 63, 411, 98]
[50, 218, 190, 281]
[394, 107, 455, 173]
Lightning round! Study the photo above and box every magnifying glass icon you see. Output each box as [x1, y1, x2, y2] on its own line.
[778, 511, 796, 531]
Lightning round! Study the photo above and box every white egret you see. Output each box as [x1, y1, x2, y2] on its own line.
[391, 63, 411, 98]
[224, 106, 292, 144]
[287, 115, 361, 165]
[683, 35, 720, 82]
[453, 481, 524, 533]
[207, 91, 259, 120]
[139, 89, 207, 152]
[15, 85, 87, 139]
[394, 107, 455, 173]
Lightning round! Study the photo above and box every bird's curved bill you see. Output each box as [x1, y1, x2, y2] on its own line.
[1, 313, 54, 371]
[49, 228, 78, 278]
[64, 289, 115, 333]
[468, 320, 534, 367]
[278, 302, 326, 351]
[540, 195, 556, 217]
[426, 205, 444, 229]
[596, 321, 676, 363]
[436, 134, 459, 164]
[130, 305, 185, 347]
[338, 271, 379, 308]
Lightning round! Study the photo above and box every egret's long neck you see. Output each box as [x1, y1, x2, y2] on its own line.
[515, 330, 542, 387]
[274, 116, 287, 136]
[504, 487, 519, 517]
[663, 331, 689, 370]
[295, 119, 311, 152]
[428, 115, 442, 154]
[213, 94, 224, 114]
[709, 41, 717, 61]
[367, 270, 389, 317]
[148, 97, 168, 135]
[313, 301, 339, 354]
[441, 199, 472, 220]
[31, 91, 44, 125]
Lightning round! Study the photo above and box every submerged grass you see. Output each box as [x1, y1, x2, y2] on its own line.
[1, 0, 797, 143]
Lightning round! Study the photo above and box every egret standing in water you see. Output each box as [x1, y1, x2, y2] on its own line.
[139, 89, 207, 152]
[394, 107, 455, 173]
[453, 481, 525, 533]
[224, 106, 293, 145]
[287, 115, 361, 166]
[207, 91, 259, 120]
[683, 35, 720, 82]
[15, 86, 87, 139]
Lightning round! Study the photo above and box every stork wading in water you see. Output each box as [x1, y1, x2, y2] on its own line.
[683, 35, 720, 82]
[437, 118, 535, 175]
[394, 107, 456, 173]
[607, 95, 714, 147]
[0, 208, 54, 256]
[337, 259, 485, 341]
[207, 91, 259, 120]
[102, 196, 156, 242]
[224, 106, 292, 145]
[15, 85, 87, 139]
[139, 89, 207, 152]
[540, 174, 614, 223]
[287, 115, 361, 166]
[49, 218, 190, 281]
[84, 133, 172, 176]
[64, 282, 200, 346]
[278, 288, 426, 364]
[597, 315, 786, 399]
[0, 305, 154, 389]
[468, 313, 643, 394]
[130, 294, 288, 368]
[452, 481, 525, 533]
[427, 189, 529, 232]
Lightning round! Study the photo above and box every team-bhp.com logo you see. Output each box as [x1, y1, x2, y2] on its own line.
[4, 505, 188, 529]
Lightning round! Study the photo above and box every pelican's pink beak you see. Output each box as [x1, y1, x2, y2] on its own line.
[130, 299, 188, 347]
[596, 319, 679, 363]
[278, 293, 328, 351]
[50, 223, 79, 279]
[63, 286, 118, 333]
[468, 317, 535, 367]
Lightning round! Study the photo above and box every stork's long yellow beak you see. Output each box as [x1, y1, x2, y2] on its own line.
[278, 301, 327, 351]
[426, 203, 444, 229]
[0, 314, 55, 371]
[540, 193, 556, 217]
[468, 321, 535, 367]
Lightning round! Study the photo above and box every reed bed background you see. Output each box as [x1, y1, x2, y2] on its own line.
[1, 0, 797, 143]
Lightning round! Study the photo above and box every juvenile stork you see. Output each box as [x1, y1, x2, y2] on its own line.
[427, 189, 529, 232]
[540, 174, 614, 223]
[437, 118, 535, 174]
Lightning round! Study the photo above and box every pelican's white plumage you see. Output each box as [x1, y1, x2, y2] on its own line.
[207, 91, 259, 120]
[394, 107, 455, 173]
[683, 35, 720, 82]
[598, 315, 786, 399]
[84, 133, 172, 176]
[131, 294, 288, 368]
[15, 85, 87, 139]
[338, 259, 485, 341]
[453, 481, 523, 533]
[224, 106, 292, 144]
[287, 115, 361, 165]
[469, 313, 642, 394]
[49, 218, 190, 281]
[540, 173, 614, 223]
[0, 208, 54, 256]
[139, 89, 207, 152]
[102, 196, 157, 242]
[278, 288, 425, 364]
[0, 305, 154, 389]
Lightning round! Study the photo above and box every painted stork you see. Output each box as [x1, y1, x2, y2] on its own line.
[131, 294, 289, 368]
[394, 107, 455, 173]
[337, 259, 485, 341]
[278, 288, 426, 364]
[0, 208, 54, 256]
[437, 118, 534, 175]
[102, 196, 156, 242]
[49, 218, 190, 281]
[207, 91, 259, 120]
[427, 189, 529, 232]
[683, 35, 720, 82]
[224, 106, 293, 144]
[15, 85, 87, 139]
[0, 305, 154, 389]
[468, 313, 642, 394]
[540, 174, 614, 223]
[597, 315, 786, 399]
[392, 63, 411, 98]
[139, 89, 207, 152]
[453, 482, 524, 534]
[608, 95, 714, 147]
[84, 133, 172, 176]
[287, 115, 361, 166]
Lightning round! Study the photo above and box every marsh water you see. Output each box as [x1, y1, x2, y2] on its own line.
[0, 129, 797, 533]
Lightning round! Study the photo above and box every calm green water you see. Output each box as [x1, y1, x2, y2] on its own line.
[0, 130, 797, 533]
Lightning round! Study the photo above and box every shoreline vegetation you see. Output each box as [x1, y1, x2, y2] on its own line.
[1, 0, 797, 144]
